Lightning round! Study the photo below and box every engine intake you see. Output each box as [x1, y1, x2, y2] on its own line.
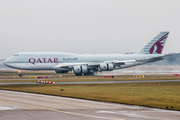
[98, 63, 114, 71]
[73, 66, 88, 75]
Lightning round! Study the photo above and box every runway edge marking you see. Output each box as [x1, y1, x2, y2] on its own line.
[0, 99, 124, 120]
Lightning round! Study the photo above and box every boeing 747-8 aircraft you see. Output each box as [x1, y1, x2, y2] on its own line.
[4, 32, 169, 77]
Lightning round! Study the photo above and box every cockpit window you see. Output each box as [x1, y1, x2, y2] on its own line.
[14, 54, 19, 56]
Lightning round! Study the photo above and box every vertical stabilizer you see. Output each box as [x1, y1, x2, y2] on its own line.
[136, 32, 169, 54]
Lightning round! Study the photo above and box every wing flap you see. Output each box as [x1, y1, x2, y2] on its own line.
[136, 55, 166, 62]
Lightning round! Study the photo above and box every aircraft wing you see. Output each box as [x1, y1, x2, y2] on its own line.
[52, 59, 136, 69]
[136, 54, 171, 62]
[53, 54, 172, 69]
[104, 60, 136, 65]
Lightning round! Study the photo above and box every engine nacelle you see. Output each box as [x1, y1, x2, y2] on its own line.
[107, 63, 114, 71]
[99, 63, 107, 71]
[55, 70, 69, 74]
[98, 63, 114, 71]
[73, 66, 88, 75]
[73, 66, 82, 74]
[81, 66, 88, 73]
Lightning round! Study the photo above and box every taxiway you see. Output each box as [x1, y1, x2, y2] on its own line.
[0, 79, 180, 85]
[0, 90, 179, 120]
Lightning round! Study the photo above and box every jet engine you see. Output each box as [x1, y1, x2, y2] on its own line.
[55, 70, 69, 74]
[98, 63, 114, 71]
[72, 66, 88, 75]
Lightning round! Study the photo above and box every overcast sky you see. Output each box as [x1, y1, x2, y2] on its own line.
[0, 0, 180, 58]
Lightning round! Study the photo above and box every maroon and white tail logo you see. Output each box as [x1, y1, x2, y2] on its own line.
[149, 32, 169, 54]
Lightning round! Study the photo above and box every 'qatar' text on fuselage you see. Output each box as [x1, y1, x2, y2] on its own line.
[29, 58, 58, 65]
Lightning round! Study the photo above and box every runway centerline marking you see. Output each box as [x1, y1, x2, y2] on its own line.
[0, 99, 124, 120]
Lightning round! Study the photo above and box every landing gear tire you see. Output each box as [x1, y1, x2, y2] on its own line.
[89, 72, 95, 75]
[19, 74, 23, 77]
[84, 72, 95, 76]
[75, 74, 82, 76]
[84, 73, 88, 76]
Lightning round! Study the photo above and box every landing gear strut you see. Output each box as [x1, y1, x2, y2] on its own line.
[84, 72, 95, 76]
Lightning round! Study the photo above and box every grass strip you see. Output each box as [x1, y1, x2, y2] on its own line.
[0, 77, 180, 83]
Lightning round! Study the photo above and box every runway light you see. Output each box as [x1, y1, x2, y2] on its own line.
[49, 82, 53, 84]
[104, 76, 114, 78]
[36, 81, 55, 84]
[37, 76, 50, 79]
[44, 76, 50, 78]
[29, 76, 36, 79]
[174, 74, 179, 77]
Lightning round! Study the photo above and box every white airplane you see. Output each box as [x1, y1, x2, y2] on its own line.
[4, 32, 170, 77]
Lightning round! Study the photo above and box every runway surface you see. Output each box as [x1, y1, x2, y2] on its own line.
[0, 90, 179, 120]
[0, 80, 180, 85]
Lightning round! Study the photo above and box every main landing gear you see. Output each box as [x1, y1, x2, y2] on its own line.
[84, 72, 95, 76]
[75, 72, 95, 76]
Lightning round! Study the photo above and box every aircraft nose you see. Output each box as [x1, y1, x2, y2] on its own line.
[3, 59, 8, 66]
[3, 56, 14, 67]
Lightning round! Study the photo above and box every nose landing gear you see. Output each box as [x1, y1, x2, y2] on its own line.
[19, 74, 23, 77]
[18, 70, 23, 77]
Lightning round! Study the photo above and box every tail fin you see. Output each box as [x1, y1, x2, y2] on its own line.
[136, 31, 169, 54]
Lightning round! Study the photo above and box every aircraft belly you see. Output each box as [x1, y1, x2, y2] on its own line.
[12, 63, 55, 70]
